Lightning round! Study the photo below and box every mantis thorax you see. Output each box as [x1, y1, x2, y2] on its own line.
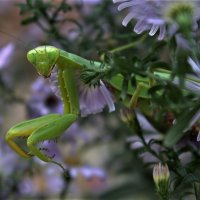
[27, 46, 60, 78]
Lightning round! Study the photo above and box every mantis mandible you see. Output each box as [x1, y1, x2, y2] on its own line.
[5, 45, 200, 170]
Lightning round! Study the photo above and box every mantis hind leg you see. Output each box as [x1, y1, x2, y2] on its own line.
[6, 114, 60, 158]
[27, 114, 77, 168]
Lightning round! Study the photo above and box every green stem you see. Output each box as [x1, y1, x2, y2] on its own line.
[151, 68, 200, 84]
[100, 35, 146, 60]
[110, 35, 146, 53]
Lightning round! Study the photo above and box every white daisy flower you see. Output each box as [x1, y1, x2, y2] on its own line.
[113, 0, 200, 40]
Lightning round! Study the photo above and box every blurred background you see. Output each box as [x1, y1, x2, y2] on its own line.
[0, 1, 158, 199]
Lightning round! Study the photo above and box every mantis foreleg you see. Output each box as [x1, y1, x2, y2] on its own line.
[27, 114, 77, 162]
[6, 114, 61, 158]
[128, 82, 149, 109]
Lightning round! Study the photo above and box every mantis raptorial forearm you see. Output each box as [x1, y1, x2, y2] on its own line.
[5, 45, 199, 170]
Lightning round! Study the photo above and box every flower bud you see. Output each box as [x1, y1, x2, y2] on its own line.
[153, 163, 170, 199]
[119, 107, 133, 123]
[166, 2, 194, 35]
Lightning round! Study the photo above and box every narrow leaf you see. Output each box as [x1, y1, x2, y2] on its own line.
[164, 103, 200, 147]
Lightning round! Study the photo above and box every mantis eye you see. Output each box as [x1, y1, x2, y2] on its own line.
[27, 46, 60, 78]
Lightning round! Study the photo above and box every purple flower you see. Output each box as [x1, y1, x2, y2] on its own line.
[78, 80, 115, 117]
[188, 57, 200, 76]
[0, 139, 27, 176]
[0, 43, 14, 70]
[70, 166, 106, 179]
[113, 0, 200, 40]
[18, 165, 64, 196]
[27, 77, 63, 118]
[183, 57, 200, 94]
[82, 0, 101, 4]
[29, 70, 115, 118]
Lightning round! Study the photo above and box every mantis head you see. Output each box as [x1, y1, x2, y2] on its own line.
[27, 46, 60, 78]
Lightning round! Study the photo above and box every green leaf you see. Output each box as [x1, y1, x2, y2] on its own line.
[21, 16, 38, 25]
[17, 3, 30, 15]
[60, 2, 72, 12]
[164, 102, 200, 147]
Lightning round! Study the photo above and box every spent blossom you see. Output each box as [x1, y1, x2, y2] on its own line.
[113, 0, 200, 40]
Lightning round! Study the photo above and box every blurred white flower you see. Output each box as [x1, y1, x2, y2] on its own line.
[0, 43, 14, 70]
[113, 0, 200, 40]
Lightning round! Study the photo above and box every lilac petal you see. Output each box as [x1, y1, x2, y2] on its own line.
[185, 80, 200, 93]
[113, 0, 128, 3]
[147, 18, 165, 26]
[134, 19, 149, 34]
[79, 80, 115, 117]
[83, 0, 101, 4]
[118, 1, 137, 11]
[175, 34, 191, 50]
[158, 25, 166, 40]
[135, 111, 159, 133]
[99, 81, 115, 112]
[188, 57, 200, 75]
[70, 166, 106, 179]
[149, 24, 159, 36]
[122, 12, 136, 27]
[0, 43, 14, 69]
[197, 131, 200, 142]
[187, 109, 200, 129]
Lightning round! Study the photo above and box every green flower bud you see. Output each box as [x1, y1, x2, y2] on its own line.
[166, 2, 194, 35]
[119, 108, 133, 123]
[153, 163, 170, 200]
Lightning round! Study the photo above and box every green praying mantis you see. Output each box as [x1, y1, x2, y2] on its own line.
[5, 45, 200, 170]
[5, 46, 115, 169]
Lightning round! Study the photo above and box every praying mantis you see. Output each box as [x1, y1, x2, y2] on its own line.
[6, 46, 116, 169]
[5, 45, 200, 170]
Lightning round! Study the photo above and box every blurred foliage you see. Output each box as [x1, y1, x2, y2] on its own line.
[0, 0, 200, 199]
